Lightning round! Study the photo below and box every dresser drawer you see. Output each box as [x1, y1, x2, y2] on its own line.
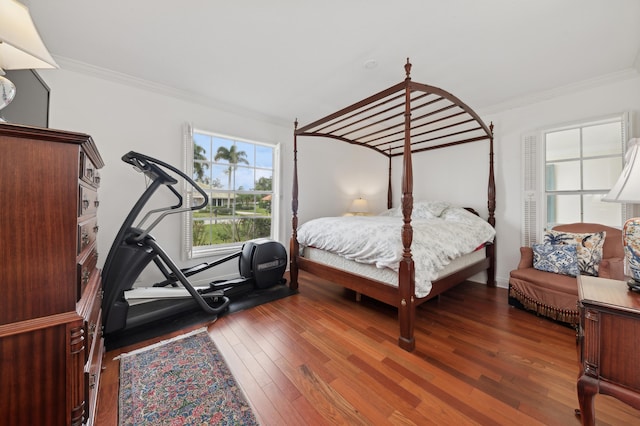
[78, 217, 99, 255]
[79, 184, 99, 217]
[85, 291, 102, 355]
[77, 245, 98, 297]
[80, 149, 101, 188]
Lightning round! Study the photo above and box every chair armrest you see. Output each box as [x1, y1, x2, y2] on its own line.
[599, 257, 625, 281]
[517, 247, 534, 269]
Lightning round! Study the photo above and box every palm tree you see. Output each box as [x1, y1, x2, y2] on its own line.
[214, 145, 249, 208]
[193, 143, 209, 184]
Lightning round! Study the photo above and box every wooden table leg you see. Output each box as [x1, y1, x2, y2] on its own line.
[577, 374, 598, 426]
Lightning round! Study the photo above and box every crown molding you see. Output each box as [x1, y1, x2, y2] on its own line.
[54, 55, 638, 126]
[53, 55, 291, 128]
[479, 67, 640, 116]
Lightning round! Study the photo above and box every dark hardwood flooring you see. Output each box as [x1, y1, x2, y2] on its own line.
[95, 271, 640, 425]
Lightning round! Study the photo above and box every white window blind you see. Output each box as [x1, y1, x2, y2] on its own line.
[522, 133, 540, 246]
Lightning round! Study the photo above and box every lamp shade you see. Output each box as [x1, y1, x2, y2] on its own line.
[603, 139, 640, 204]
[0, 0, 58, 71]
[350, 198, 369, 214]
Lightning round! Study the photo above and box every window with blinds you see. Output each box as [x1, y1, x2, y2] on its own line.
[521, 112, 630, 245]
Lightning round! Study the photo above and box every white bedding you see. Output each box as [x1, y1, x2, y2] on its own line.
[296, 204, 496, 298]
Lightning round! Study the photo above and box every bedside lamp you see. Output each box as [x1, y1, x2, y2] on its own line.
[0, 0, 58, 117]
[349, 197, 369, 216]
[603, 138, 640, 288]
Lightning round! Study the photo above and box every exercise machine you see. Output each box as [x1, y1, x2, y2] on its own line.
[101, 151, 287, 337]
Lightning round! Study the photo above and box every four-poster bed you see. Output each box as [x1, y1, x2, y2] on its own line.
[289, 59, 496, 352]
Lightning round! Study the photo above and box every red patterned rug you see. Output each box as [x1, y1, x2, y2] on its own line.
[118, 328, 258, 425]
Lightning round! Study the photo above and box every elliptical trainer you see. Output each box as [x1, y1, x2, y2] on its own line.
[101, 151, 287, 338]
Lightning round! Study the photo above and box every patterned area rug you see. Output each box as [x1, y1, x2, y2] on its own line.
[118, 328, 258, 425]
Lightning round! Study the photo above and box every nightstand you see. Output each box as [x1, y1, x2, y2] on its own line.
[577, 275, 640, 425]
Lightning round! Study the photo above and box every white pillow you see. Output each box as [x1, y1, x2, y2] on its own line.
[378, 207, 399, 217]
[377, 201, 451, 219]
[412, 201, 450, 219]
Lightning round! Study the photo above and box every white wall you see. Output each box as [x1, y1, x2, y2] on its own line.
[295, 137, 389, 223]
[37, 66, 640, 288]
[40, 67, 293, 283]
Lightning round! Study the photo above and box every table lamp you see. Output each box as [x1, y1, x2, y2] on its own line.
[0, 0, 58, 117]
[349, 197, 369, 216]
[603, 138, 640, 289]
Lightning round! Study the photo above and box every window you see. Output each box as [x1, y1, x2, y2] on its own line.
[521, 113, 630, 246]
[544, 116, 626, 229]
[182, 125, 279, 258]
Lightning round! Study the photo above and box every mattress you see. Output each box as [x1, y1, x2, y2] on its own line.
[301, 245, 487, 298]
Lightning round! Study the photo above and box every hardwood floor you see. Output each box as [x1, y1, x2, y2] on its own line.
[95, 271, 640, 425]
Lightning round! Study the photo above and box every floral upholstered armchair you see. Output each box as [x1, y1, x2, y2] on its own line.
[508, 223, 624, 327]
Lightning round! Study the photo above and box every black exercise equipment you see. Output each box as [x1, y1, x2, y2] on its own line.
[101, 151, 287, 338]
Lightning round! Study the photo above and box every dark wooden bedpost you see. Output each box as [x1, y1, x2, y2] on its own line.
[387, 150, 392, 209]
[398, 59, 416, 351]
[487, 122, 496, 287]
[290, 120, 300, 290]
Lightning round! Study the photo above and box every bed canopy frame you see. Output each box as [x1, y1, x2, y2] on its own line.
[290, 59, 495, 351]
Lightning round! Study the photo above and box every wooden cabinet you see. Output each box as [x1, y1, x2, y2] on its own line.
[0, 123, 104, 425]
[577, 275, 640, 425]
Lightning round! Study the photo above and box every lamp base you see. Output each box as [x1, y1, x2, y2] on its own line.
[627, 279, 640, 293]
[0, 75, 16, 110]
[623, 217, 640, 290]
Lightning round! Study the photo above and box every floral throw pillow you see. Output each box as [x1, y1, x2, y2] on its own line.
[532, 244, 580, 277]
[543, 230, 606, 276]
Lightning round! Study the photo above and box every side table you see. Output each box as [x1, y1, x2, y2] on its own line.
[577, 275, 640, 425]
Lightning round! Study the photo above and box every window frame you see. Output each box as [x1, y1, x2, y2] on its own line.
[182, 123, 281, 259]
[542, 112, 629, 230]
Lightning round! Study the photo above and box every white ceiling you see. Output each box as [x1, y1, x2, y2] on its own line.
[22, 0, 640, 126]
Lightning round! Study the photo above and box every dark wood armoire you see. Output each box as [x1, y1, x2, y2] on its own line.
[0, 123, 104, 425]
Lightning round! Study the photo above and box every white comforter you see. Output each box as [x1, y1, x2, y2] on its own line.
[296, 206, 496, 297]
